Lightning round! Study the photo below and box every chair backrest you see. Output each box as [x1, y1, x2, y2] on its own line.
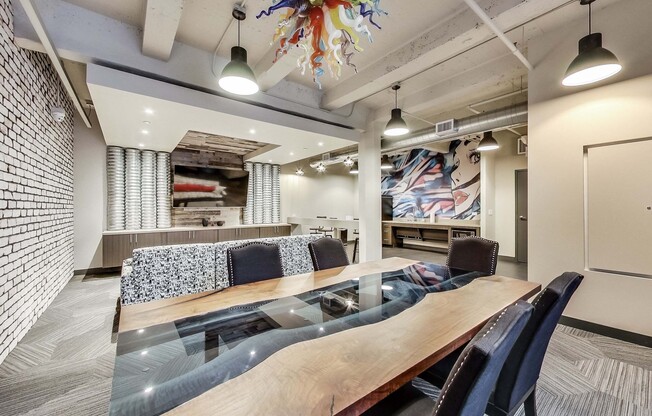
[432, 301, 534, 416]
[446, 236, 499, 275]
[308, 238, 350, 271]
[227, 242, 283, 286]
[492, 272, 584, 411]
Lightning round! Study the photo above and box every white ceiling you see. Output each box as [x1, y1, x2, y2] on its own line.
[52, 0, 626, 164]
[87, 74, 354, 165]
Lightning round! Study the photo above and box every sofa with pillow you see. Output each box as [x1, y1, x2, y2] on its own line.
[120, 234, 323, 305]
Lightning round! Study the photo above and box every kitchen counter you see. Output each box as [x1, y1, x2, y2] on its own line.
[103, 223, 290, 236]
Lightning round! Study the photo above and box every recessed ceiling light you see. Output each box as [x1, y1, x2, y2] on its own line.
[249, 128, 256, 134]
[144, 387, 153, 394]
[138, 143, 145, 148]
[318, 142, 324, 147]
[268, 159, 273, 163]
[290, 152, 294, 156]
[144, 108, 154, 115]
[141, 129, 149, 135]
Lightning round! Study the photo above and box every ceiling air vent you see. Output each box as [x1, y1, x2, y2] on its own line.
[435, 119, 457, 136]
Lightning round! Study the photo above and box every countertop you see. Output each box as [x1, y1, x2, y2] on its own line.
[103, 223, 291, 236]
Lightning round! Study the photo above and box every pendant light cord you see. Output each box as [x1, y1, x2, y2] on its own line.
[237, 19, 241, 47]
[588, 3, 592, 34]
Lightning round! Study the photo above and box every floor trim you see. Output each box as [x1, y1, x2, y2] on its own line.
[560, 316, 652, 348]
[74, 266, 121, 276]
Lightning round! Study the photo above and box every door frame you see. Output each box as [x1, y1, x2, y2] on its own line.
[515, 169, 528, 263]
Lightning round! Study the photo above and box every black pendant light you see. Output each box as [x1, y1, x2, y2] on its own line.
[384, 85, 409, 137]
[477, 131, 500, 152]
[219, 6, 259, 95]
[380, 155, 393, 170]
[562, 0, 621, 87]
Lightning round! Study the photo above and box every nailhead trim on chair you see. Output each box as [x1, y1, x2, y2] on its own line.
[446, 235, 499, 275]
[434, 307, 509, 414]
[227, 242, 283, 286]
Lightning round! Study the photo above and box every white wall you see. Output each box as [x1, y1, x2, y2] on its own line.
[280, 160, 358, 235]
[73, 112, 106, 270]
[528, 0, 652, 336]
[481, 135, 527, 258]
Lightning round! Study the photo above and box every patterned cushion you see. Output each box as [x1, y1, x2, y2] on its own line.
[121, 244, 216, 305]
[120, 235, 322, 305]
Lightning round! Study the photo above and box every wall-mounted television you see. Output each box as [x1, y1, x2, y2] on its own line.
[173, 165, 249, 208]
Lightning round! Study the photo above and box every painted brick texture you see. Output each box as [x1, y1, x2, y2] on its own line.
[0, 0, 74, 364]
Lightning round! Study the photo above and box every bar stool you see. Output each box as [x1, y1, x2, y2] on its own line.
[352, 224, 359, 263]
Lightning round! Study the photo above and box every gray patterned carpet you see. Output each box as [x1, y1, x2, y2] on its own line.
[0, 265, 650, 415]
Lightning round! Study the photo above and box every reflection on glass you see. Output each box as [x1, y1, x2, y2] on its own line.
[109, 262, 483, 416]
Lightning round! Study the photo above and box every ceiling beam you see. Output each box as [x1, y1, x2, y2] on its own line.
[373, 53, 528, 122]
[12, 0, 370, 130]
[254, 46, 303, 92]
[321, 0, 569, 110]
[142, 0, 184, 61]
[18, 0, 92, 127]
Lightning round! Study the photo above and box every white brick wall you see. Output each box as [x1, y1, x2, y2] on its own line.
[0, 0, 75, 364]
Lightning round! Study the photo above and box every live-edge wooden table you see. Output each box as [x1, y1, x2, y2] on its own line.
[118, 257, 541, 416]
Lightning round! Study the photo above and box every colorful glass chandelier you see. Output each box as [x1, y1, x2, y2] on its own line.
[257, 0, 386, 88]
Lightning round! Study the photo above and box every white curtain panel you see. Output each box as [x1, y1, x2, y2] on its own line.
[262, 164, 273, 224]
[243, 162, 254, 225]
[124, 148, 142, 230]
[156, 152, 171, 228]
[253, 163, 264, 224]
[271, 165, 280, 224]
[141, 151, 157, 229]
[106, 146, 125, 230]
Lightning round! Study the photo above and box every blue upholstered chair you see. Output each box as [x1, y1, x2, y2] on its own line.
[447, 236, 499, 275]
[421, 272, 584, 416]
[364, 300, 534, 416]
[308, 237, 350, 271]
[226, 242, 283, 286]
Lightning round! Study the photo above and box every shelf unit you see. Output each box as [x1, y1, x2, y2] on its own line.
[383, 221, 480, 253]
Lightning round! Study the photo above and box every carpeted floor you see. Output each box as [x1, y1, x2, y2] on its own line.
[0, 249, 649, 416]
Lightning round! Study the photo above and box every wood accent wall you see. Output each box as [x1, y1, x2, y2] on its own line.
[170, 148, 243, 169]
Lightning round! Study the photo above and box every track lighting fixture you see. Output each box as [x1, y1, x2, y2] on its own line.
[295, 167, 304, 176]
[477, 131, 500, 152]
[349, 162, 359, 174]
[384, 84, 409, 137]
[343, 157, 354, 167]
[316, 163, 326, 173]
[562, 0, 621, 87]
[381, 155, 393, 170]
[219, 5, 259, 95]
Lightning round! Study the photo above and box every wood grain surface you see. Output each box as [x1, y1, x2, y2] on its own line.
[119, 257, 418, 333]
[145, 259, 541, 416]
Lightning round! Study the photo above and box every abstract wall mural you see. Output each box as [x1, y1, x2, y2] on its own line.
[381, 140, 481, 220]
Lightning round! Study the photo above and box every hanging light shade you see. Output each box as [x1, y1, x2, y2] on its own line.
[477, 131, 500, 152]
[381, 155, 393, 170]
[384, 85, 409, 137]
[219, 7, 259, 95]
[349, 162, 359, 174]
[562, 0, 621, 87]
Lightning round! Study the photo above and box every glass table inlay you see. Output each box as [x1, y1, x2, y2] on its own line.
[109, 262, 484, 415]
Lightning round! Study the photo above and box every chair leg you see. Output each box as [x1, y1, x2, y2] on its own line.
[524, 389, 537, 416]
[352, 238, 359, 263]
